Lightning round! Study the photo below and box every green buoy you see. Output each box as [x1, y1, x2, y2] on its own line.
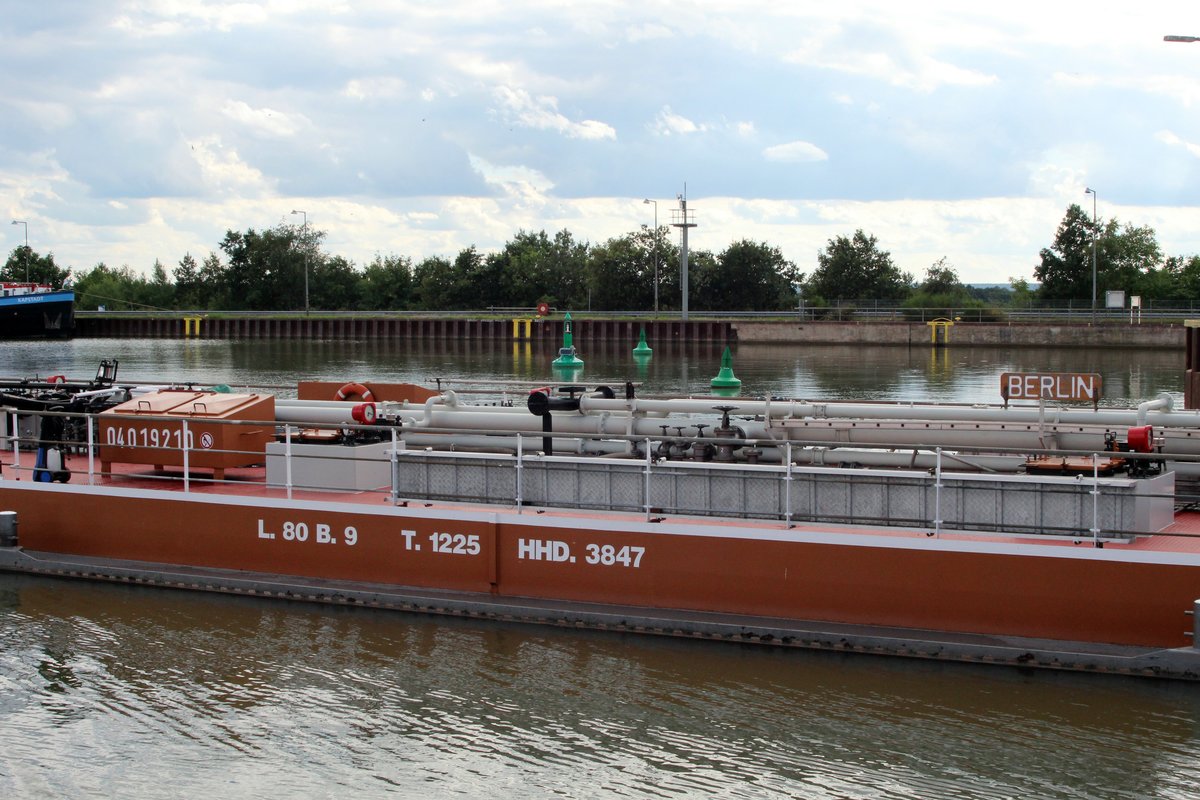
[632, 327, 652, 356]
[633, 345, 651, 379]
[552, 312, 584, 368]
[710, 346, 741, 390]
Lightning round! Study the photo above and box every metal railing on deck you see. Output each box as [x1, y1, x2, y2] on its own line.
[1, 407, 1185, 544]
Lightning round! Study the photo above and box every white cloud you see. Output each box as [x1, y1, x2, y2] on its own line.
[626, 23, 673, 43]
[651, 106, 704, 136]
[492, 86, 616, 140]
[784, 44, 997, 92]
[468, 154, 554, 194]
[7, 2, 1200, 285]
[114, 1, 271, 32]
[110, 15, 182, 38]
[220, 101, 304, 138]
[763, 141, 829, 163]
[14, 100, 75, 130]
[187, 137, 273, 194]
[1157, 130, 1200, 159]
[342, 77, 408, 101]
[1024, 149, 1091, 200]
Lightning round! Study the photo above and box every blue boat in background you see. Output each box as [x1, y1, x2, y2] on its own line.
[0, 283, 74, 338]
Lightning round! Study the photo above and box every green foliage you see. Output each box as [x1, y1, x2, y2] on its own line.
[899, 258, 1006, 319]
[26, 209, 1200, 315]
[587, 233, 653, 310]
[411, 254, 455, 309]
[311, 255, 359, 310]
[2, 246, 70, 286]
[142, 260, 174, 310]
[1006, 277, 1035, 309]
[481, 229, 590, 309]
[72, 263, 168, 311]
[1100, 219, 1162, 292]
[358, 254, 413, 310]
[1034, 205, 1171, 307]
[1035, 204, 1094, 302]
[919, 257, 962, 296]
[805, 230, 912, 303]
[197, 253, 229, 309]
[692, 240, 799, 311]
[1156, 256, 1200, 307]
[219, 224, 318, 311]
[173, 253, 202, 309]
[900, 292, 1004, 322]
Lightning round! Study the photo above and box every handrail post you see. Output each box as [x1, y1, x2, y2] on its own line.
[10, 411, 19, 481]
[515, 435, 524, 513]
[87, 414, 95, 485]
[389, 427, 398, 506]
[182, 419, 190, 492]
[285, 424, 293, 501]
[1091, 455, 1101, 546]
[784, 441, 793, 529]
[933, 446, 943, 538]
[644, 438, 652, 522]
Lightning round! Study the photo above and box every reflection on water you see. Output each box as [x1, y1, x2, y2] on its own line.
[3, 575, 1200, 799]
[0, 337, 1184, 407]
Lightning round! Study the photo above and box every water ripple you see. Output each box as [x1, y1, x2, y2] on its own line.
[4, 575, 1200, 799]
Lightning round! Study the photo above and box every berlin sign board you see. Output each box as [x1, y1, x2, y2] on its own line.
[1000, 372, 1103, 403]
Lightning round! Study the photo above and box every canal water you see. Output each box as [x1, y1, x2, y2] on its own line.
[2, 337, 1199, 799]
[0, 336, 1185, 406]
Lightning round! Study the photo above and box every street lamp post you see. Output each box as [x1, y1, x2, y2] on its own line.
[10, 220, 28, 282]
[643, 198, 658, 314]
[290, 209, 308, 313]
[1084, 188, 1097, 324]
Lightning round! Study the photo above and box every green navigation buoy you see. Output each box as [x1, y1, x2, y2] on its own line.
[551, 312, 584, 368]
[633, 347, 651, 379]
[632, 327, 652, 356]
[710, 346, 741, 390]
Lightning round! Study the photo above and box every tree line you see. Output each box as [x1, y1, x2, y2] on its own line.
[3, 204, 1198, 313]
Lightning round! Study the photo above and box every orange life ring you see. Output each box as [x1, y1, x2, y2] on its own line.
[335, 382, 374, 402]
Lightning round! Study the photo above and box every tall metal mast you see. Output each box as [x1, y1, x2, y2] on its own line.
[670, 190, 697, 321]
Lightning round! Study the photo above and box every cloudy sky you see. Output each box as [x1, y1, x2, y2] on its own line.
[4, 1, 1200, 285]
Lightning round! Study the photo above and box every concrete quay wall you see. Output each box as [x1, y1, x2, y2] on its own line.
[74, 316, 735, 343]
[732, 321, 1185, 349]
[74, 315, 1185, 349]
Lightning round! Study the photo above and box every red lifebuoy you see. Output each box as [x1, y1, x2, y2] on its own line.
[47, 375, 66, 384]
[536, 302, 550, 317]
[335, 382, 374, 402]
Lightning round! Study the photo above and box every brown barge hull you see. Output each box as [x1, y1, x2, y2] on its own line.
[3, 481, 1200, 679]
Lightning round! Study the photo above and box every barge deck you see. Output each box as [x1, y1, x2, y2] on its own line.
[4, 451, 1200, 679]
[6, 381, 1200, 680]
